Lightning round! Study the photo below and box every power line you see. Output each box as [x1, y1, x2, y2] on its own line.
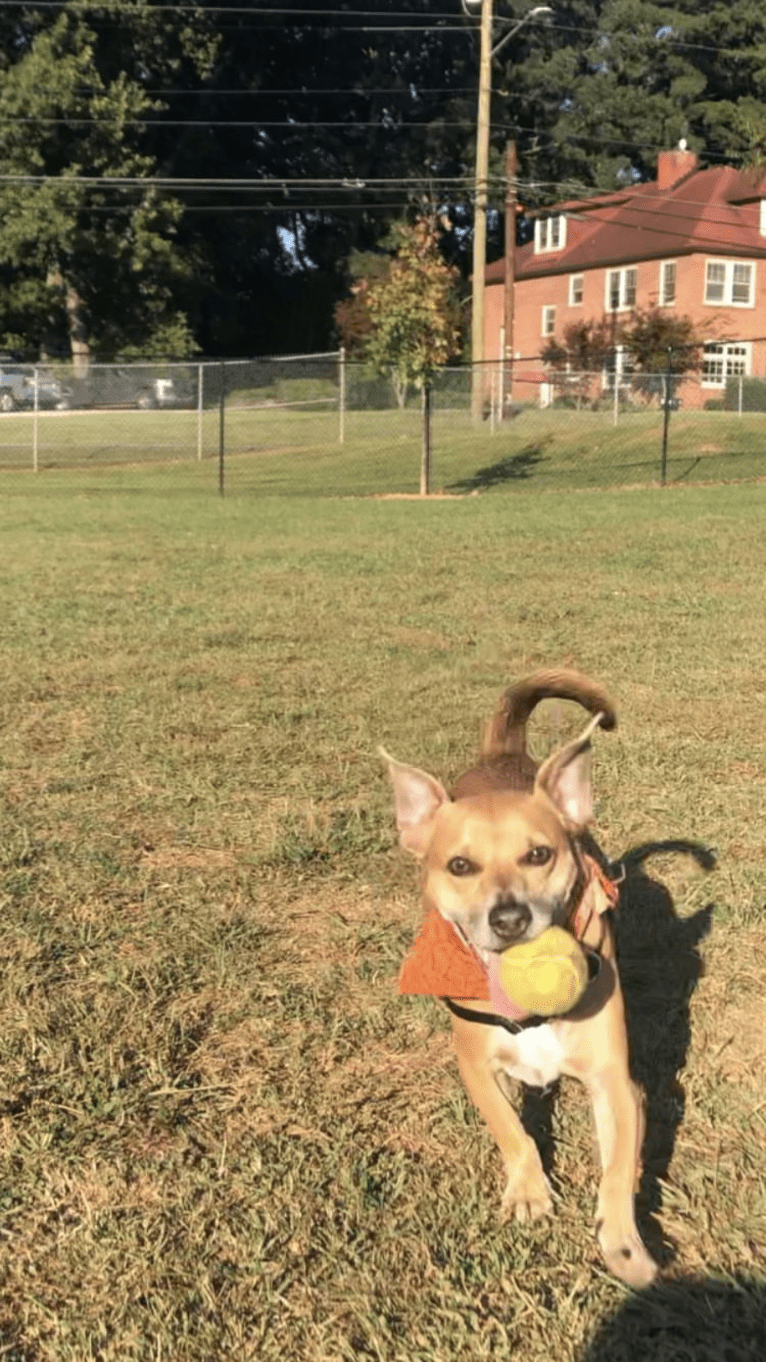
[39, 199, 766, 256]
[8, 175, 766, 253]
[0, 174, 473, 187]
[0, 2, 760, 57]
[0, 3, 467, 11]
[0, 118, 486, 127]
[0, 117, 758, 166]
[60, 203, 461, 214]
[0, 2, 478, 32]
[0, 153, 759, 194]
[136, 88, 481, 97]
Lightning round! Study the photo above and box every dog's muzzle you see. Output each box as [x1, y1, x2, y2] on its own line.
[488, 897, 531, 945]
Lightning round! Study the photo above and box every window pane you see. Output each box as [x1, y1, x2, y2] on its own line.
[706, 262, 725, 302]
[703, 360, 723, 383]
[726, 345, 748, 377]
[703, 343, 721, 383]
[661, 262, 676, 305]
[608, 271, 620, 310]
[703, 341, 749, 384]
[624, 269, 637, 307]
[550, 216, 560, 248]
[732, 263, 752, 304]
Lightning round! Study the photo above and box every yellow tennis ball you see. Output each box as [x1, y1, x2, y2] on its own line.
[498, 926, 589, 1016]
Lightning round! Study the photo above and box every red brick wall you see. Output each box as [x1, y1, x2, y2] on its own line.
[485, 252, 766, 409]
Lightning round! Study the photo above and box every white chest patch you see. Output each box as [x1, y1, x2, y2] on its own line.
[492, 1023, 567, 1089]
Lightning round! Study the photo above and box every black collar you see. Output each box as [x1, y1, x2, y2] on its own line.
[442, 946, 602, 1035]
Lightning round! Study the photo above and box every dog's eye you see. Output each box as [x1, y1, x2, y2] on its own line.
[447, 856, 477, 877]
[523, 846, 553, 867]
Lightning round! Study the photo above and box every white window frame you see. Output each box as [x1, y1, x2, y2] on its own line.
[534, 214, 567, 254]
[704, 259, 755, 308]
[605, 266, 638, 312]
[541, 305, 556, 337]
[659, 260, 676, 307]
[760, 200, 766, 237]
[569, 273, 584, 306]
[602, 344, 633, 393]
[701, 341, 751, 388]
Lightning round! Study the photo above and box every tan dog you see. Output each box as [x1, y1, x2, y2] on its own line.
[383, 670, 657, 1288]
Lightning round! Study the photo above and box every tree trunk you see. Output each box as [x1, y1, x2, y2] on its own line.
[47, 269, 91, 377]
[391, 369, 408, 409]
[420, 383, 431, 495]
[66, 282, 91, 378]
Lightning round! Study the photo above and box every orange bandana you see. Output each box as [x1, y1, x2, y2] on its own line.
[398, 908, 488, 999]
[398, 855, 619, 1000]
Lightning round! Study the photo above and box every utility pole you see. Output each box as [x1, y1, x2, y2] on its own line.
[503, 139, 517, 418]
[470, 0, 493, 422]
[467, 4, 552, 423]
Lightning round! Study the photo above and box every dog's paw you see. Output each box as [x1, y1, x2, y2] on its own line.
[597, 1223, 657, 1289]
[501, 1170, 553, 1224]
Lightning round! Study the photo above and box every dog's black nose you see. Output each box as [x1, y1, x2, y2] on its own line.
[488, 898, 531, 943]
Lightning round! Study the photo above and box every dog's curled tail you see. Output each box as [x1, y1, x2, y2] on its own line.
[481, 668, 617, 760]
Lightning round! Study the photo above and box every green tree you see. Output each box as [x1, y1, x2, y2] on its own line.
[333, 251, 391, 356]
[541, 318, 615, 372]
[8, 1, 766, 362]
[542, 308, 702, 406]
[0, 4, 217, 365]
[619, 306, 702, 372]
[364, 218, 462, 406]
[619, 305, 702, 405]
[355, 216, 462, 495]
[520, 0, 766, 196]
[159, 0, 478, 356]
[541, 318, 614, 406]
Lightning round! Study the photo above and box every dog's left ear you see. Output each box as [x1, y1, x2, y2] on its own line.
[379, 747, 450, 856]
[534, 713, 603, 829]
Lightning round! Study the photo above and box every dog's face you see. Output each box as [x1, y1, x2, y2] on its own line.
[412, 790, 581, 952]
[383, 718, 599, 957]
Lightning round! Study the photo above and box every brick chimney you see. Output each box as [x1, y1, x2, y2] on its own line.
[657, 141, 699, 189]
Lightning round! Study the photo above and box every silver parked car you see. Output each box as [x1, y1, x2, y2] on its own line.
[0, 368, 71, 412]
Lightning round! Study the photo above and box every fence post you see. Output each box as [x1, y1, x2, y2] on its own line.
[420, 383, 431, 495]
[197, 362, 203, 460]
[339, 346, 345, 444]
[32, 365, 39, 472]
[660, 347, 673, 485]
[738, 372, 743, 417]
[489, 365, 496, 433]
[218, 360, 225, 496]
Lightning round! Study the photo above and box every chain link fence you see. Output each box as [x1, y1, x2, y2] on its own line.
[2, 351, 765, 494]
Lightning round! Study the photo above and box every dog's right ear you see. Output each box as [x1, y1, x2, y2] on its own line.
[379, 747, 450, 857]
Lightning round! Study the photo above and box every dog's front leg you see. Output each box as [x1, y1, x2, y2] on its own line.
[451, 1014, 552, 1222]
[585, 1063, 657, 1288]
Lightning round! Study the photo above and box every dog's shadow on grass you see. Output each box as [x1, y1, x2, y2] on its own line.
[448, 439, 548, 492]
[521, 839, 715, 1268]
[581, 1273, 766, 1362]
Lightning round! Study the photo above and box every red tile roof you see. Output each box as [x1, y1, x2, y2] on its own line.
[485, 160, 766, 284]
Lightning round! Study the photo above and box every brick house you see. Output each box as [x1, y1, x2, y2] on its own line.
[483, 146, 766, 407]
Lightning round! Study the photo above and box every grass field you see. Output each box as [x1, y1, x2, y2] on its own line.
[2, 400, 766, 496]
[1, 477, 765, 1358]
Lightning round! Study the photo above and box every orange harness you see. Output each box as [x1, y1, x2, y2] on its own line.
[398, 855, 620, 1002]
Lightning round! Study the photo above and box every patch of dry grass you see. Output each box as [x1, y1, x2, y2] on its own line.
[0, 480, 764, 1357]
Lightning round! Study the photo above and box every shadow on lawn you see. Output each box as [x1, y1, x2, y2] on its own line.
[448, 439, 548, 492]
[521, 840, 715, 1270]
[581, 1274, 766, 1362]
